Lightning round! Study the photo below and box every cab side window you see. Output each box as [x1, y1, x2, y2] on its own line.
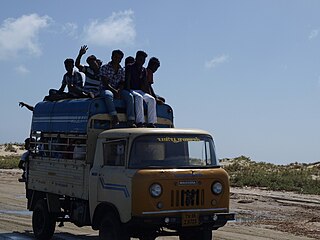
[103, 140, 126, 166]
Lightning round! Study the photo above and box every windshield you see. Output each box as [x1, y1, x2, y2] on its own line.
[129, 134, 217, 169]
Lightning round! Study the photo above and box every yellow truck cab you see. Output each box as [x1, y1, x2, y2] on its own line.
[25, 98, 234, 240]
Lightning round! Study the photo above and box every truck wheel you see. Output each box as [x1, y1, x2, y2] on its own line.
[32, 199, 56, 240]
[139, 236, 156, 240]
[179, 229, 212, 240]
[201, 230, 213, 240]
[99, 214, 129, 240]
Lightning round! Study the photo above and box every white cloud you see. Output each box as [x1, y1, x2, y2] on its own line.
[62, 22, 78, 38]
[83, 10, 136, 46]
[15, 65, 30, 75]
[0, 14, 51, 59]
[309, 29, 319, 40]
[205, 54, 229, 69]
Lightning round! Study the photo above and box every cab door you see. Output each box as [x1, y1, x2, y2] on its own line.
[97, 139, 132, 222]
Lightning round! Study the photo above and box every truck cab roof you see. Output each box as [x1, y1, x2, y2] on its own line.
[98, 128, 212, 139]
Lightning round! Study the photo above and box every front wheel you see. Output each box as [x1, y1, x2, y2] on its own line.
[139, 236, 156, 240]
[179, 229, 212, 240]
[32, 199, 56, 240]
[99, 213, 129, 240]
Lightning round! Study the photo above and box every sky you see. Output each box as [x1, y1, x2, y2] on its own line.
[0, 0, 320, 164]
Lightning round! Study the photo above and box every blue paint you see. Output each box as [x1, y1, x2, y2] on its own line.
[99, 178, 130, 198]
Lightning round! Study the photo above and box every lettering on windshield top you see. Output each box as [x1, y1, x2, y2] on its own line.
[157, 137, 200, 143]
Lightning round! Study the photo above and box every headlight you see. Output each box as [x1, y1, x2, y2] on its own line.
[212, 182, 223, 194]
[149, 183, 162, 197]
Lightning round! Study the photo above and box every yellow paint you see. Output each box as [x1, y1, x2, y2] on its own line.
[132, 168, 230, 217]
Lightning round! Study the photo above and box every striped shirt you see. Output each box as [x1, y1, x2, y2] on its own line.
[82, 66, 100, 94]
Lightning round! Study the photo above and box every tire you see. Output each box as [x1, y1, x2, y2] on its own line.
[139, 236, 156, 240]
[201, 230, 213, 240]
[32, 199, 56, 240]
[99, 213, 129, 240]
[179, 229, 212, 240]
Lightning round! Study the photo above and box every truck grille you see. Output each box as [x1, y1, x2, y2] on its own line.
[171, 189, 204, 207]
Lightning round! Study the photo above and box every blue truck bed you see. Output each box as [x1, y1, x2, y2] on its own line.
[31, 98, 174, 133]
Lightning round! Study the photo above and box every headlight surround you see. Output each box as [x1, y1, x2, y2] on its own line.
[149, 183, 162, 198]
[212, 182, 223, 195]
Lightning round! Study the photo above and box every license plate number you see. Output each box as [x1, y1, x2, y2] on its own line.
[182, 212, 200, 226]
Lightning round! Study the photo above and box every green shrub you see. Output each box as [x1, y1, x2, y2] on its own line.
[223, 156, 320, 195]
[0, 156, 20, 169]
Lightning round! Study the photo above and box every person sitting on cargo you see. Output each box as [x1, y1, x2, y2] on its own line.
[125, 51, 157, 128]
[144, 57, 165, 104]
[125, 56, 134, 66]
[100, 50, 135, 128]
[96, 59, 103, 68]
[58, 58, 87, 98]
[46, 58, 90, 100]
[75, 45, 100, 98]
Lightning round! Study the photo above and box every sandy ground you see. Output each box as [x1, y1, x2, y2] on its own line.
[0, 169, 319, 240]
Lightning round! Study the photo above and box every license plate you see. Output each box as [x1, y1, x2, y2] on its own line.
[182, 212, 200, 226]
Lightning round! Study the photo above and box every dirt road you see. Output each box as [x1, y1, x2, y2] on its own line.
[0, 169, 319, 240]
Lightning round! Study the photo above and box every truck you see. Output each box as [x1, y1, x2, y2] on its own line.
[24, 97, 235, 240]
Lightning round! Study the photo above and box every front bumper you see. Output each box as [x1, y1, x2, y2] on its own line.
[130, 212, 235, 230]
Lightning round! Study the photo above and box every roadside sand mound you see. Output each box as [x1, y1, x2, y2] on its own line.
[0, 144, 25, 157]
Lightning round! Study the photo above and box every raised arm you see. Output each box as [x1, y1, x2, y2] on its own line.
[75, 45, 88, 72]
[19, 102, 34, 112]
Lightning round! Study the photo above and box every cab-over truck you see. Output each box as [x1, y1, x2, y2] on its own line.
[25, 98, 235, 240]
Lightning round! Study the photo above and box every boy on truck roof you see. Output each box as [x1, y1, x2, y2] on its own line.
[125, 50, 157, 128]
[145, 57, 165, 104]
[100, 50, 136, 128]
[58, 58, 85, 98]
[76, 45, 121, 127]
[75, 45, 100, 99]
